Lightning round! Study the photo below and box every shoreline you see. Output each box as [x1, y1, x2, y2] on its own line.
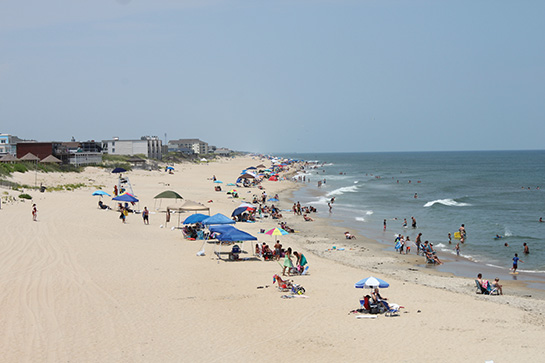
[281, 170, 545, 300]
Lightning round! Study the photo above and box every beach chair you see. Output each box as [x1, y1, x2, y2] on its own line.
[475, 280, 499, 295]
[382, 301, 403, 317]
[424, 253, 437, 264]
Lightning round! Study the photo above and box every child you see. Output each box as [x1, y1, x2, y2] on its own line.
[511, 253, 524, 273]
[455, 243, 460, 256]
[493, 278, 503, 295]
[448, 232, 452, 244]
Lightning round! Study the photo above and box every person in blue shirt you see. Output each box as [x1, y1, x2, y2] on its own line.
[512, 253, 524, 273]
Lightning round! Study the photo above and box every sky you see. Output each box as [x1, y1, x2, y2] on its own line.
[1, 0, 544, 153]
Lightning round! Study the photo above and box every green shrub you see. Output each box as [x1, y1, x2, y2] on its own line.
[19, 193, 32, 200]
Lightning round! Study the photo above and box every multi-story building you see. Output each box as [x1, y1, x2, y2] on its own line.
[102, 136, 162, 160]
[168, 139, 209, 155]
[0, 134, 22, 156]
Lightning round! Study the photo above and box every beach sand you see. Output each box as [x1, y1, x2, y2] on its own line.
[1, 156, 545, 362]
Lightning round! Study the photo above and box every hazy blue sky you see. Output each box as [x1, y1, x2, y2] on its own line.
[1, 0, 544, 153]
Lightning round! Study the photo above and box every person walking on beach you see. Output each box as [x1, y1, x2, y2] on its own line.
[511, 253, 523, 273]
[120, 207, 127, 224]
[416, 233, 422, 254]
[142, 207, 150, 225]
[32, 204, 37, 221]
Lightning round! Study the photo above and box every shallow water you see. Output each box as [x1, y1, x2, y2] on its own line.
[281, 151, 545, 279]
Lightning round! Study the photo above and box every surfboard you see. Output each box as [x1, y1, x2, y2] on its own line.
[395, 241, 401, 250]
[510, 272, 519, 275]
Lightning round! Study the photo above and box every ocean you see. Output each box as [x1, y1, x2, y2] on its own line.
[280, 151, 545, 282]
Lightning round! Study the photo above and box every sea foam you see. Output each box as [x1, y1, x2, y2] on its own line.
[326, 185, 359, 197]
[423, 198, 471, 208]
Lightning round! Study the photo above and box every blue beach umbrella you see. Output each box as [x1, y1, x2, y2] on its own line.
[355, 276, 389, 289]
[92, 190, 111, 197]
[111, 167, 127, 173]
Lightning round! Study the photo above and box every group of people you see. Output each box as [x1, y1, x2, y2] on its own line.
[255, 242, 307, 276]
[477, 273, 503, 295]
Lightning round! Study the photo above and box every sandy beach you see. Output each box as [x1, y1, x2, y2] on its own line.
[2, 155, 545, 362]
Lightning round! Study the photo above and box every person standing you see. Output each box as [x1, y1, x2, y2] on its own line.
[120, 207, 127, 224]
[523, 243, 529, 254]
[383, 219, 387, 231]
[32, 204, 37, 221]
[511, 253, 524, 273]
[142, 207, 150, 225]
[411, 216, 417, 228]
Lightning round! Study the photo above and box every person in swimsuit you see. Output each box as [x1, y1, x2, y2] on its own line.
[282, 247, 293, 276]
[142, 207, 149, 225]
[512, 253, 524, 273]
[523, 243, 529, 254]
[32, 204, 37, 221]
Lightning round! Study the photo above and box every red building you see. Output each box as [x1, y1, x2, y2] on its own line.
[16, 142, 69, 163]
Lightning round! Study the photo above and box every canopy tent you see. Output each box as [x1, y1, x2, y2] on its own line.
[202, 213, 235, 225]
[209, 225, 257, 260]
[153, 190, 183, 211]
[154, 190, 183, 199]
[183, 213, 209, 225]
[179, 200, 210, 213]
[112, 193, 139, 203]
[112, 167, 127, 173]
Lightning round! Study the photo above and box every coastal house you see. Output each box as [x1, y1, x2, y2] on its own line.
[61, 141, 103, 166]
[0, 134, 23, 156]
[213, 147, 233, 156]
[168, 139, 209, 155]
[102, 136, 162, 160]
[16, 142, 70, 164]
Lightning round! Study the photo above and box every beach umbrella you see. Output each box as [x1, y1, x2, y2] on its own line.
[231, 205, 255, 217]
[355, 276, 389, 289]
[256, 164, 266, 169]
[264, 227, 288, 236]
[92, 190, 111, 197]
[239, 173, 256, 179]
[183, 213, 209, 224]
[267, 197, 279, 202]
[214, 180, 223, 183]
[112, 167, 127, 173]
[166, 166, 175, 171]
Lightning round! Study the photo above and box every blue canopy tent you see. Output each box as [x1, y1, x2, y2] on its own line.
[112, 193, 139, 203]
[202, 213, 235, 225]
[183, 213, 209, 225]
[209, 225, 236, 234]
[211, 225, 257, 260]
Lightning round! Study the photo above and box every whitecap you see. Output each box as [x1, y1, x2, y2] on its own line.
[366, 210, 374, 215]
[326, 185, 359, 197]
[355, 217, 365, 222]
[423, 198, 471, 208]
